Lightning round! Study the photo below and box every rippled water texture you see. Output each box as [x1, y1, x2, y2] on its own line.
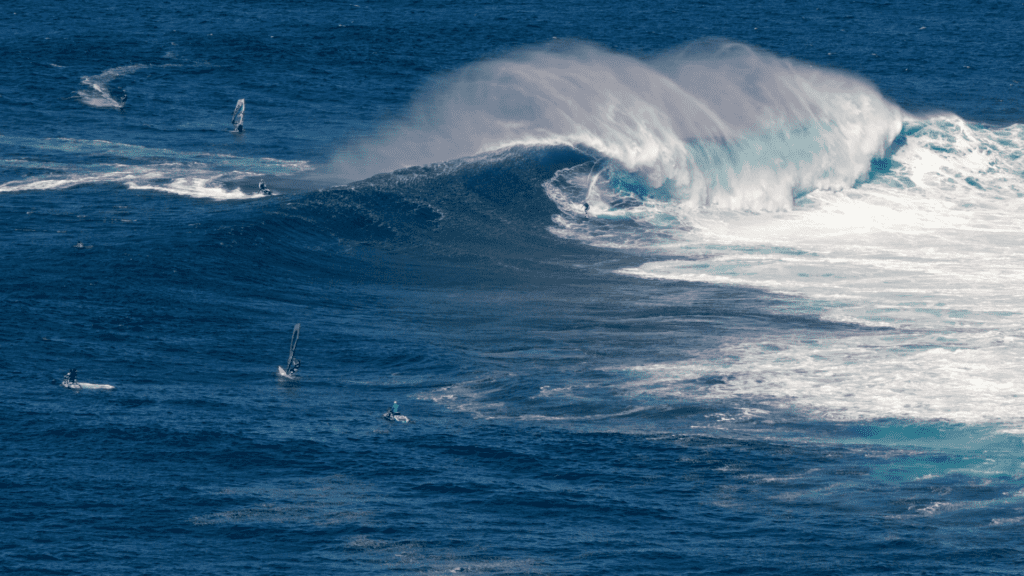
[3, 1, 1024, 574]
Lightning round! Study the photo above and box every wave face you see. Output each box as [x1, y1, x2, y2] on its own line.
[334, 40, 903, 211]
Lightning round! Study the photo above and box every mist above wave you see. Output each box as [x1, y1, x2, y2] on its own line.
[332, 39, 903, 211]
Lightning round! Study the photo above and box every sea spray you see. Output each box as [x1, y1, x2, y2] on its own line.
[333, 40, 903, 211]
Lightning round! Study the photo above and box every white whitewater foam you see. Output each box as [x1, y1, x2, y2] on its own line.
[562, 115, 1024, 427]
[125, 176, 251, 200]
[1, 164, 252, 200]
[333, 39, 902, 208]
[77, 382, 116, 390]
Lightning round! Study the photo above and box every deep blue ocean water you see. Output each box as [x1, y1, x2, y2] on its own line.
[4, 1, 1024, 574]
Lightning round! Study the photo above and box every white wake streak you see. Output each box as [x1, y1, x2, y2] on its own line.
[1, 136, 311, 200]
[1, 165, 252, 200]
[77, 64, 147, 109]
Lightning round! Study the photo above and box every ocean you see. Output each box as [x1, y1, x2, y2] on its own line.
[3, 0, 1024, 573]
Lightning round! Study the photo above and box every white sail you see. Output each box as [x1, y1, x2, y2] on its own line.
[232, 99, 245, 130]
[284, 323, 300, 374]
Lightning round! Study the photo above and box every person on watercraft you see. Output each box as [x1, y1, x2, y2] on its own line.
[259, 179, 270, 195]
[286, 357, 300, 376]
[387, 401, 399, 417]
[583, 202, 590, 217]
[62, 368, 78, 387]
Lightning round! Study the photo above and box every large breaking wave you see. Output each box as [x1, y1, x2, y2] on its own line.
[332, 39, 904, 211]
[319, 41, 1024, 430]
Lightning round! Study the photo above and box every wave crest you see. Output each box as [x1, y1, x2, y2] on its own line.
[333, 39, 903, 211]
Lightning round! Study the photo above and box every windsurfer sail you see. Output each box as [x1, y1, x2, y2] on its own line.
[232, 99, 245, 132]
[277, 323, 301, 378]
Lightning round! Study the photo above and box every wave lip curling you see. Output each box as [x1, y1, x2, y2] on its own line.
[334, 39, 904, 212]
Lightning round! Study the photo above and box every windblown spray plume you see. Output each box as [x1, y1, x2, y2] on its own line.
[334, 40, 903, 211]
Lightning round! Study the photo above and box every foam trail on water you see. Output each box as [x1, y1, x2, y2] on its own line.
[77, 65, 146, 109]
[0, 135, 311, 199]
[0, 166, 253, 200]
[333, 40, 903, 211]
